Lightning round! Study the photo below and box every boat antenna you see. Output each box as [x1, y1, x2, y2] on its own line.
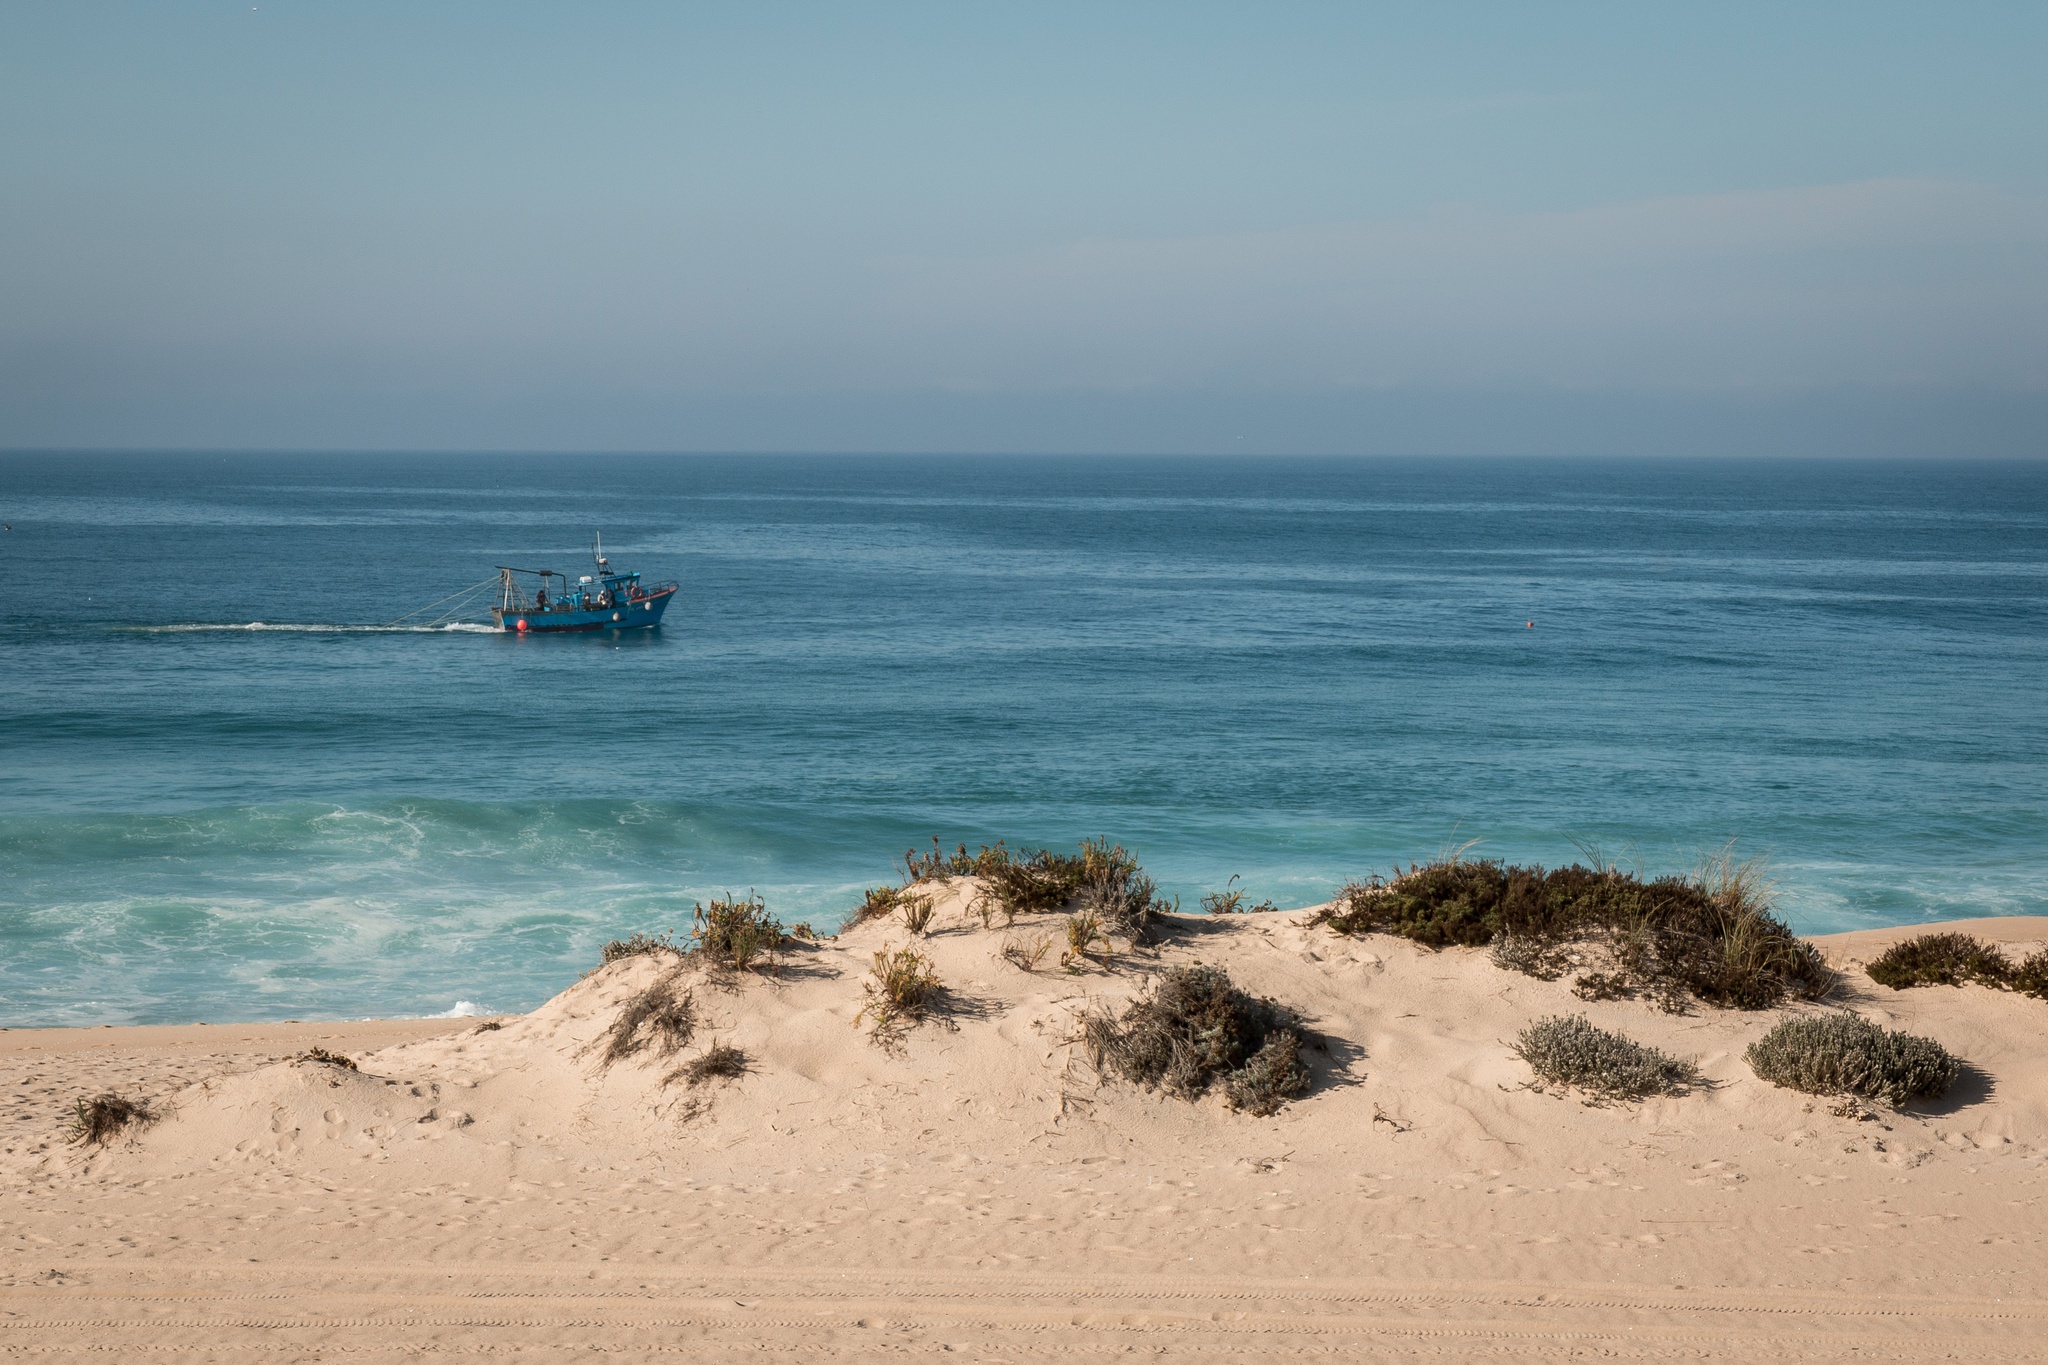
[593, 532, 608, 572]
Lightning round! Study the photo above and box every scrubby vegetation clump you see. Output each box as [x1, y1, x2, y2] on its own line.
[69, 1093, 154, 1145]
[2013, 950, 2048, 1001]
[902, 836, 1173, 941]
[1513, 1015, 1699, 1101]
[297, 1047, 357, 1070]
[1316, 847, 1834, 1011]
[857, 945, 944, 1037]
[692, 893, 785, 973]
[601, 930, 680, 964]
[1745, 1012, 1958, 1106]
[1085, 964, 1311, 1115]
[1866, 932, 2021, 990]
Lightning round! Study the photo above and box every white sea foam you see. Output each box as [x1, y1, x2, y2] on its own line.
[433, 1000, 491, 1018]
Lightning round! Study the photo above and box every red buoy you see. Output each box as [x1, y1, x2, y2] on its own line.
[516, 619, 528, 631]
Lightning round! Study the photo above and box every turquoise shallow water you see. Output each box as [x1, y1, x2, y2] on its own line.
[1, 453, 2043, 1025]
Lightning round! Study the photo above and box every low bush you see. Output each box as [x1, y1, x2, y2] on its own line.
[1224, 1029, 1312, 1116]
[1512, 1015, 1699, 1101]
[69, 1093, 153, 1145]
[692, 893, 785, 973]
[297, 1047, 358, 1070]
[1745, 1012, 1958, 1106]
[598, 972, 696, 1069]
[1084, 964, 1311, 1114]
[1317, 848, 1835, 1011]
[1866, 933, 2012, 989]
[904, 836, 1172, 940]
[674, 1040, 749, 1087]
[2013, 950, 2048, 1001]
[601, 930, 680, 964]
[857, 946, 943, 1036]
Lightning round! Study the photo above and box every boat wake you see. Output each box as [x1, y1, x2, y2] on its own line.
[123, 622, 499, 634]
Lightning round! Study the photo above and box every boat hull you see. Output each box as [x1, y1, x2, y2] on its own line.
[493, 587, 677, 633]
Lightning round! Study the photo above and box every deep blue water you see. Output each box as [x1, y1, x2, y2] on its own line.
[2, 453, 2044, 1026]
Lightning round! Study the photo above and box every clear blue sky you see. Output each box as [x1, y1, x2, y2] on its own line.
[3, 2, 2044, 453]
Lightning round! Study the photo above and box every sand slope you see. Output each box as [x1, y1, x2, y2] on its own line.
[4, 890, 2047, 1360]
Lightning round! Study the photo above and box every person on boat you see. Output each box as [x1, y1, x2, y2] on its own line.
[536, 588, 548, 610]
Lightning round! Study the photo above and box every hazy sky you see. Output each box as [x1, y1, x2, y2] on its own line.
[3, 2, 2045, 454]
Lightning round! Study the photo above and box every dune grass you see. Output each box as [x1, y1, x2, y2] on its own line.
[674, 1040, 749, 1088]
[1513, 1014, 1699, 1101]
[857, 945, 944, 1038]
[69, 1093, 153, 1145]
[598, 972, 696, 1069]
[1746, 1013, 1958, 1106]
[1084, 964, 1311, 1115]
[1317, 846, 1834, 1011]
[1201, 876, 1278, 915]
[297, 1047, 358, 1070]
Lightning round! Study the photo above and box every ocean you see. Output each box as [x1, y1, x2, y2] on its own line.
[1, 453, 2043, 1026]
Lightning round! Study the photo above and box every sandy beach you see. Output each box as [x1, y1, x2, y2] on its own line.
[5, 894, 2046, 1361]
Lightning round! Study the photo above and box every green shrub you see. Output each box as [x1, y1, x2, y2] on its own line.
[1866, 933, 2011, 989]
[2012, 950, 2048, 1001]
[692, 892, 784, 973]
[1745, 1013, 1958, 1106]
[1084, 964, 1310, 1114]
[1513, 1015, 1699, 1100]
[1317, 850, 1834, 1011]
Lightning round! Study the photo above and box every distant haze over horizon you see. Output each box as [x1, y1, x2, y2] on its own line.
[3, 3, 2044, 456]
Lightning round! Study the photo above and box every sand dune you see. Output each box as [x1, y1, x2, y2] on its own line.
[5, 889, 2047, 1360]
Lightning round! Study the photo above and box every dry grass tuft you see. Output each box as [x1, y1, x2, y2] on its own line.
[900, 894, 936, 936]
[69, 1093, 154, 1145]
[597, 972, 696, 1069]
[673, 1040, 750, 1088]
[692, 892, 785, 973]
[1746, 1012, 1958, 1106]
[1317, 844, 1834, 1011]
[1084, 964, 1311, 1115]
[1867, 933, 2013, 990]
[857, 945, 943, 1037]
[1000, 932, 1054, 971]
[1513, 1015, 1699, 1101]
[296, 1047, 358, 1070]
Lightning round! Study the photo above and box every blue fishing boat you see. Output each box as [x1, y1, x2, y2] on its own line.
[491, 536, 678, 633]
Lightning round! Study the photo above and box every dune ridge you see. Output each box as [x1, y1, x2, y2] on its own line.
[4, 890, 2047, 1360]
